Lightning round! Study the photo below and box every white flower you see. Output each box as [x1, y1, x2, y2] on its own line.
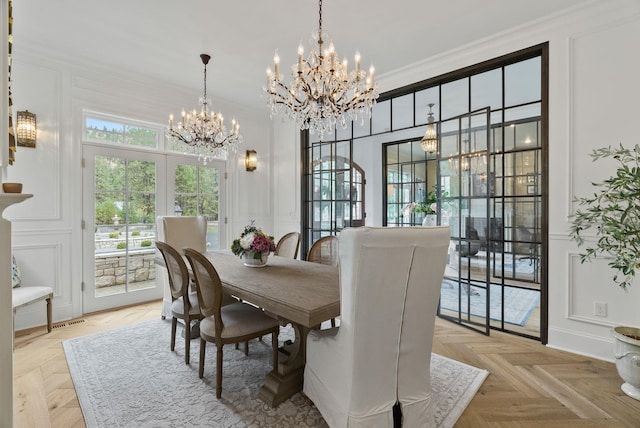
[240, 232, 255, 250]
[430, 203, 437, 213]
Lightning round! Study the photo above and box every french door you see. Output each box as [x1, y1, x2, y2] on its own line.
[82, 146, 227, 313]
[166, 155, 226, 250]
[82, 145, 166, 313]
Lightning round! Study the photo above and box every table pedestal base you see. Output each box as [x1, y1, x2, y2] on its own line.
[259, 367, 304, 407]
[258, 322, 311, 407]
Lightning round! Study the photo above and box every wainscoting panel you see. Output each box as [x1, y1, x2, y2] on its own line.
[567, 252, 638, 327]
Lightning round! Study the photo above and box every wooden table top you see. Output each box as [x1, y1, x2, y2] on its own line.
[203, 251, 340, 328]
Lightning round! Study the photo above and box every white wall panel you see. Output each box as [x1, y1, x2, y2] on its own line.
[229, 108, 272, 242]
[570, 18, 640, 198]
[272, 120, 301, 242]
[552, 8, 640, 358]
[5, 62, 61, 221]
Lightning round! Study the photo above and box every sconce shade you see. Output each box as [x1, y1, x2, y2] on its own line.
[245, 149, 257, 171]
[17, 110, 37, 148]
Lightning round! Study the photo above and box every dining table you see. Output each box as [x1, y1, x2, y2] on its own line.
[202, 250, 340, 407]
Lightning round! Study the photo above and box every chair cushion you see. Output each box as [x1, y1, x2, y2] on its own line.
[200, 302, 279, 339]
[171, 292, 200, 317]
[12, 286, 53, 309]
[12, 255, 21, 288]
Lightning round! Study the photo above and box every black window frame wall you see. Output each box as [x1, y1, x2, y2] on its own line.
[300, 43, 548, 343]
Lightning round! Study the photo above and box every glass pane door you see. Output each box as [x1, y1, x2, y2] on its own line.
[83, 145, 165, 313]
[302, 136, 364, 256]
[439, 108, 491, 335]
[167, 156, 226, 250]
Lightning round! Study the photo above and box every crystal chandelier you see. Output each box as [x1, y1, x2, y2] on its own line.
[420, 103, 438, 153]
[166, 54, 242, 163]
[264, 0, 379, 138]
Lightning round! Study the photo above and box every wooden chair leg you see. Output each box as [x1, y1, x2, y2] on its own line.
[216, 345, 223, 398]
[184, 317, 191, 365]
[45, 296, 52, 333]
[244, 340, 249, 356]
[199, 338, 206, 378]
[170, 317, 177, 351]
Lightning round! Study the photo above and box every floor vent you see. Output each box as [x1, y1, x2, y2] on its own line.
[52, 319, 85, 329]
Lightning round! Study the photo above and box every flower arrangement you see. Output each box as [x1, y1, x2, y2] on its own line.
[412, 190, 438, 214]
[231, 221, 276, 260]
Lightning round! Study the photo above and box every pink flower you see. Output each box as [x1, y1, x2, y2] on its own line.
[251, 233, 275, 253]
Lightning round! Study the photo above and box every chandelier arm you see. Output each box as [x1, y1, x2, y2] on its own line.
[273, 79, 315, 111]
[343, 96, 363, 111]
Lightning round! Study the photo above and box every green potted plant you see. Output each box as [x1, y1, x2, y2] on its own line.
[568, 143, 640, 400]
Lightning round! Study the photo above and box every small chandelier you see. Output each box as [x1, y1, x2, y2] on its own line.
[264, 0, 379, 138]
[166, 54, 242, 163]
[420, 103, 438, 153]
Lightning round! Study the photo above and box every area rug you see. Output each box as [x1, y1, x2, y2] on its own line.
[63, 319, 488, 428]
[440, 279, 540, 326]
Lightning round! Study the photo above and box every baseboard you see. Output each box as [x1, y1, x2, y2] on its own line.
[547, 326, 615, 363]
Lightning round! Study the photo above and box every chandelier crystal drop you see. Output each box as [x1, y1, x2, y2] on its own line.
[264, 0, 379, 138]
[166, 54, 242, 163]
[420, 103, 438, 153]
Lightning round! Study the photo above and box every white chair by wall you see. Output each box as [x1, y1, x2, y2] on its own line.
[11, 256, 53, 341]
[303, 226, 450, 428]
[156, 216, 208, 319]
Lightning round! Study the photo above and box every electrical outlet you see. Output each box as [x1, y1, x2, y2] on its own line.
[594, 302, 607, 317]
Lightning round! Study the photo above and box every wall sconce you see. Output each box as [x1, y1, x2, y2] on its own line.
[16, 110, 37, 148]
[245, 149, 257, 171]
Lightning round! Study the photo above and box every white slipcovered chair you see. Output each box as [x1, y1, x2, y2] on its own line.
[303, 226, 450, 428]
[156, 216, 208, 319]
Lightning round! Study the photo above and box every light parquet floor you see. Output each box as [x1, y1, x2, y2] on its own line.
[13, 300, 640, 427]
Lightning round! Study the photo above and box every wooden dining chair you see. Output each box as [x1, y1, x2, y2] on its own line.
[156, 240, 202, 365]
[184, 248, 280, 399]
[274, 232, 301, 259]
[308, 235, 339, 327]
[307, 235, 339, 267]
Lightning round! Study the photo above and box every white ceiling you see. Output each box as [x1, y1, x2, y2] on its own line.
[13, 0, 590, 111]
